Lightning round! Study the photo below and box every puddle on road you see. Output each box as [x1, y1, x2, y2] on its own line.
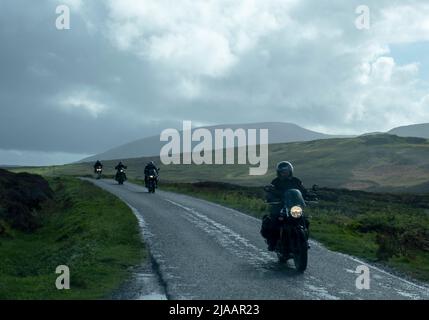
[134, 265, 168, 300]
[112, 257, 168, 300]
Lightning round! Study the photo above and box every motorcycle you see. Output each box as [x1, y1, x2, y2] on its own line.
[95, 167, 102, 180]
[115, 168, 127, 185]
[145, 168, 160, 194]
[264, 186, 318, 272]
[147, 173, 157, 193]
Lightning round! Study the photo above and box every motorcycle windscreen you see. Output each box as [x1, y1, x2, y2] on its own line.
[283, 189, 306, 208]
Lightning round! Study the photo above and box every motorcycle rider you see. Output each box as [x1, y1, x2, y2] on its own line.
[115, 161, 127, 171]
[144, 161, 160, 188]
[115, 161, 127, 181]
[93, 160, 103, 173]
[261, 161, 309, 251]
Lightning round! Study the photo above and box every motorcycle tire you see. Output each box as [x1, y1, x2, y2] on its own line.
[277, 252, 288, 263]
[294, 241, 308, 272]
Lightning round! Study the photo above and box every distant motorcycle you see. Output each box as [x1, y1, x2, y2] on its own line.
[95, 167, 102, 180]
[115, 168, 127, 185]
[147, 175, 157, 193]
[146, 169, 158, 193]
[264, 186, 318, 272]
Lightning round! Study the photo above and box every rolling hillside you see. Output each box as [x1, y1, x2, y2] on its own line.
[16, 134, 429, 193]
[389, 123, 429, 139]
[80, 122, 347, 162]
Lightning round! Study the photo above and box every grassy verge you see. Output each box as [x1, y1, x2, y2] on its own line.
[0, 177, 146, 299]
[152, 180, 429, 282]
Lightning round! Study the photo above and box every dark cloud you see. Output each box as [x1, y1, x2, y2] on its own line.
[1, 0, 429, 165]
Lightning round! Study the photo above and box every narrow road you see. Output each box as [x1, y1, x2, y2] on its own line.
[87, 179, 429, 300]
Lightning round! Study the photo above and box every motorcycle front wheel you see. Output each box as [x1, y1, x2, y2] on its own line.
[277, 252, 288, 263]
[293, 241, 308, 272]
[148, 182, 154, 193]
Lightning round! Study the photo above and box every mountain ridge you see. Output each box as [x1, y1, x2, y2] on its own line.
[79, 122, 350, 162]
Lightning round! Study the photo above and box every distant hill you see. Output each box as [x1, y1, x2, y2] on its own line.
[79, 122, 348, 162]
[25, 133, 429, 193]
[359, 132, 383, 136]
[388, 123, 429, 139]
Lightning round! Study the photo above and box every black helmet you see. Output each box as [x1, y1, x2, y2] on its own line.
[276, 161, 294, 178]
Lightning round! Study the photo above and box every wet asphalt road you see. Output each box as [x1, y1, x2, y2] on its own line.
[86, 179, 429, 300]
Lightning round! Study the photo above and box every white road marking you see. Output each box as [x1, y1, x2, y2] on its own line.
[165, 199, 276, 268]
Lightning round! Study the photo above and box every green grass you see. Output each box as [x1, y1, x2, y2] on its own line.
[0, 177, 146, 299]
[309, 217, 378, 261]
[155, 181, 429, 282]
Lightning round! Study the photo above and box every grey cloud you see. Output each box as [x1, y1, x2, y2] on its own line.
[0, 0, 180, 154]
[1, 0, 429, 163]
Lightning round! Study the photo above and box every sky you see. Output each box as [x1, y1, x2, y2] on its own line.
[1, 0, 429, 165]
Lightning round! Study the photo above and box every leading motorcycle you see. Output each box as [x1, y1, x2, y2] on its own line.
[264, 186, 318, 272]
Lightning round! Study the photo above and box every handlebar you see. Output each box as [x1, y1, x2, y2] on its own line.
[263, 185, 275, 193]
[265, 201, 282, 205]
[305, 200, 319, 206]
[264, 184, 319, 206]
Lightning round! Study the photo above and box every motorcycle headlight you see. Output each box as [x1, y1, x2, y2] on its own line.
[149, 176, 154, 178]
[290, 206, 303, 218]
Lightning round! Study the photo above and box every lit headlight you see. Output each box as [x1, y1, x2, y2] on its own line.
[290, 206, 303, 218]
[149, 176, 154, 178]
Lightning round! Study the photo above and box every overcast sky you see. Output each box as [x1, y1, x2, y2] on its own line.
[1, 0, 429, 165]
